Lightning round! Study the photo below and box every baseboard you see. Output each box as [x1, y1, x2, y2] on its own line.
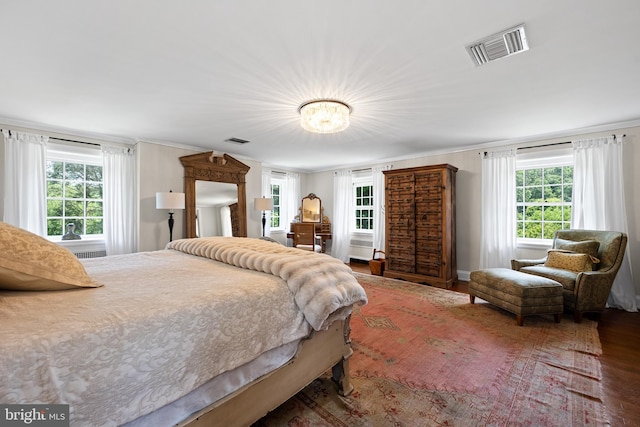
[351, 260, 470, 283]
[457, 270, 470, 282]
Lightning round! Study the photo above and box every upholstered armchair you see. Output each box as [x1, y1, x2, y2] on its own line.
[511, 229, 627, 322]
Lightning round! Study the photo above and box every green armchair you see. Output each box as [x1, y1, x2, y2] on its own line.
[511, 229, 627, 322]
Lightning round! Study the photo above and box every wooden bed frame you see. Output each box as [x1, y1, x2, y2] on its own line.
[178, 316, 354, 427]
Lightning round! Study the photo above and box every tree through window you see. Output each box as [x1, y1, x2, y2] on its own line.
[46, 145, 104, 238]
[354, 183, 373, 231]
[516, 165, 573, 239]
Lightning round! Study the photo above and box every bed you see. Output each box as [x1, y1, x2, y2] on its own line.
[0, 222, 367, 426]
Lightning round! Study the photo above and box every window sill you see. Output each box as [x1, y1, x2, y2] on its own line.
[53, 238, 106, 253]
[517, 238, 553, 250]
[351, 230, 374, 236]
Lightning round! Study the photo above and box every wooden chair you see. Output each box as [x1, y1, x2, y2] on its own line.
[292, 223, 321, 252]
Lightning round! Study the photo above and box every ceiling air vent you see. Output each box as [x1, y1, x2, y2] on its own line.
[466, 24, 528, 66]
[225, 137, 250, 144]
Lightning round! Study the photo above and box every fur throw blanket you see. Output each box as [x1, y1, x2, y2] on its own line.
[167, 237, 368, 330]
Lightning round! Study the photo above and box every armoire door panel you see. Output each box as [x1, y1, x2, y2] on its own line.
[384, 164, 457, 288]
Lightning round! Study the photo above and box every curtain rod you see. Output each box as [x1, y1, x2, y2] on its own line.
[482, 134, 626, 156]
[516, 133, 625, 151]
[480, 141, 569, 156]
[50, 137, 101, 147]
[2, 129, 101, 147]
[515, 141, 571, 152]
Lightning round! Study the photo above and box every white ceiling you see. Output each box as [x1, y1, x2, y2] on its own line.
[2, 1, 640, 172]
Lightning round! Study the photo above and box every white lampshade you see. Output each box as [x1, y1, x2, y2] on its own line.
[156, 191, 185, 211]
[254, 197, 273, 211]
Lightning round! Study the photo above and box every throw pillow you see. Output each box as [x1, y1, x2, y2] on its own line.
[555, 238, 600, 258]
[545, 249, 600, 273]
[0, 221, 102, 291]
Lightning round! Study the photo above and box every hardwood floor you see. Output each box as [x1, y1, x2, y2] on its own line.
[349, 262, 640, 426]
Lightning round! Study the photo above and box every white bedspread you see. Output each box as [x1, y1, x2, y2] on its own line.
[0, 241, 366, 426]
[167, 237, 368, 330]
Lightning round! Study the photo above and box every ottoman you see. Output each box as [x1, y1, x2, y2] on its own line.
[469, 268, 563, 326]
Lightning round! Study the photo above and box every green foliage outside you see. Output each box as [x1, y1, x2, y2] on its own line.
[46, 160, 104, 237]
[356, 209, 373, 230]
[46, 161, 64, 179]
[65, 163, 84, 180]
[355, 185, 374, 230]
[65, 182, 84, 198]
[516, 166, 573, 239]
[87, 183, 102, 199]
[47, 219, 63, 236]
[86, 165, 102, 182]
[270, 184, 281, 228]
[356, 185, 372, 206]
[85, 219, 103, 235]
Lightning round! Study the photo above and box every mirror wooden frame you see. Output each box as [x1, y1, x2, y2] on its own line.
[180, 152, 250, 238]
[300, 193, 322, 223]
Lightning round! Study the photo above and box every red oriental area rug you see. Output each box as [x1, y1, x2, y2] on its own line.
[255, 273, 609, 426]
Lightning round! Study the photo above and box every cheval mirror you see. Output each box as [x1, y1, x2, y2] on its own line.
[180, 152, 250, 238]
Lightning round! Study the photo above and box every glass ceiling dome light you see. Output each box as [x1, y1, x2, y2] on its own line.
[298, 100, 351, 134]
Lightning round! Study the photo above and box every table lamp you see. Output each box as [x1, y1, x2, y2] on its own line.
[254, 197, 273, 237]
[156, 190, 185, 242]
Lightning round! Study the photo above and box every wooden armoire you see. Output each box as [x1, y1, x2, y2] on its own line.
[383, 164, 457, 288]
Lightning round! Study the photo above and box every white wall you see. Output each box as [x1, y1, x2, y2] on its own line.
[1, 123, 637, 298]
[137, 142, 197, 251]
[0, 131, 266, 252]
[137, 142, 265, 252]
[0, 135, 4, 217]
[307, 125, 640, 297]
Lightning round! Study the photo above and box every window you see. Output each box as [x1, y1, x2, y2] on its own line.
[46, 143, 104, 239]
[270, 178, 283, 229]
[353, 180, 373, 231]
[516, 150, 573, 241]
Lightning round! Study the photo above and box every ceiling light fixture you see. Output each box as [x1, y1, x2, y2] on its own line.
[298, 100, 351, 134]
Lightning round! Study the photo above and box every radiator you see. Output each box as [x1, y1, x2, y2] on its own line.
[73, 250, 107, 259]
[349, 239, 372, 248]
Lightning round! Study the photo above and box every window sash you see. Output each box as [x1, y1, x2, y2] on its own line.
[353, 180, 373, 232]
[515, 151, 573, 241]
[270, 180, 283, 230]
[46, 143, 104, 239]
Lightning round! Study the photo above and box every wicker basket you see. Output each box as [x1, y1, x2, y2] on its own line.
[369, 249, 386, 276]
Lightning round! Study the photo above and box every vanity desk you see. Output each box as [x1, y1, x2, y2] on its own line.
[286, 193, 332, 253]
[286, 224, 332, 253]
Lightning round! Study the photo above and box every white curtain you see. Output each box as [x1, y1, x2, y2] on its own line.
[571, 135, 637, 312]
[2, 130, 48, 235]
[261, 170, 300, 237]
[479, 149, 517, 268]
[220, 205, 233, 236]
[261, 169, 272, 236]
[102, 145, 137, 255]
[332, 170, 352, 262]
[372, 164, 392, 251]
[283, 172, 300, 227]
